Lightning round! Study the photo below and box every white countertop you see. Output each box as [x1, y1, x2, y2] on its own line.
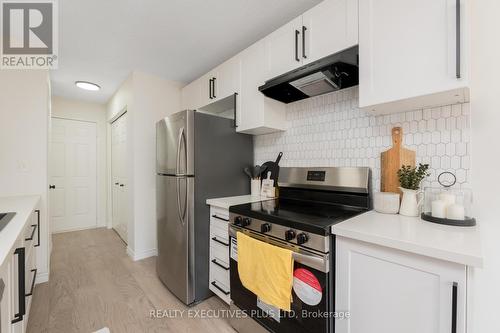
[332, 210, 483, 268]
[206, 195, 274, 209]
[0, 195, 40, 266]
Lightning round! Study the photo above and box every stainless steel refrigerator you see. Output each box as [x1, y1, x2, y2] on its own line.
[156, 110, 253, 305]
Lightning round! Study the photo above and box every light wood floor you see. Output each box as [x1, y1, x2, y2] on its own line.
[27, 228, 236, 333]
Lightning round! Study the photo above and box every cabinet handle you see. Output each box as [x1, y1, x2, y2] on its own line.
[25, 269, 37, 297]
[211, 237, 229, 247]
[209, 78, 213, 99]
[233, 92, 238, 128]
[49, 185, 55, 189]
[35, 209, 40, 247]
[120, 184, 125, 187]
[11, 247, 25, 324]
[25, 224, 37, 241]
[114, 182, 119, 185]
[212, 77, 216, 99]
[455, 0, 461, 79]
[302, 26, 307, 59]
[211, 259, 230, 270]
[211, 281, 230, 295]
[212, 214, 229, 222]
[295, 29, 300, 62]
[451, 282, 458, 333]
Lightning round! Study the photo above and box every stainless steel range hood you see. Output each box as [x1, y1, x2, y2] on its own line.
[259, 46, 358, 104]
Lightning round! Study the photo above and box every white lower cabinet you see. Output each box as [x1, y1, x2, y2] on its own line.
[208, 206, 231, 304]
[336, 236, 466, 333]
[0, 209, 40, 333]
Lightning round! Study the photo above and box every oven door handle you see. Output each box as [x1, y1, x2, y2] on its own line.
[291, 252, 329, 273]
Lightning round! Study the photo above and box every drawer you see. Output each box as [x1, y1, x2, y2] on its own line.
[210, 259, 230, 285]
[210, 242, 229, 263]
[210, 220, 228, 241]
[210, 234, 230, 253]
[210, 206, 229, 221]
[23, 223, 37, 250]
[25, 250, 36, 298]
[209, 268, 230, 304]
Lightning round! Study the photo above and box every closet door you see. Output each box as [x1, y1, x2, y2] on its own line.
[111, 112, 128, 243]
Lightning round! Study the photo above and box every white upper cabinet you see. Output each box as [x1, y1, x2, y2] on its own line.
[213, 55, 241, 101]
[302, 0, 358, 65]
[238, 40, 286, 135]
[265, 16, 303, 80]
[359, 0, 469, 114]
[336, 236, 467, 333]
[181, 77, 203, 110]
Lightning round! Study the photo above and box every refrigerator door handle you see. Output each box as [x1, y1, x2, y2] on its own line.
[176, 127, 185, 175]
[176, 177, 187, 225]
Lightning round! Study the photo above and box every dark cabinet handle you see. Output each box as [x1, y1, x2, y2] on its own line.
[25, 224, 37, 241]
[120, 184, 125, 187]
[49, 185, 55, 189]
[35, 210, 40, 247]
[211, 237, 229, 247]
[25, 269, 37, 297]
[451, 282, 458, 333]
[295, 29, 300, 62]
[212, 77, 216, 99]
[114, 182, 119, 185]
[211, 281, 230, 295]
[455, 0, 461, 79]
[11, 247, 25, 324]
[233, 92, 238, 128]
[212, 214, 229, 222]
[209, 78, 213, 99]
[302, 26, 307, 59]
[211, 259, 229, 270]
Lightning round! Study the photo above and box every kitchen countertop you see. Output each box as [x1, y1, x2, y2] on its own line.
[206, 195, 274, 210]
[0, 195, 40, 266]
[332, 210, 483, 267]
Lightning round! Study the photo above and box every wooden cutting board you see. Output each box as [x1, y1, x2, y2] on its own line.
[381, 127, 416, 193]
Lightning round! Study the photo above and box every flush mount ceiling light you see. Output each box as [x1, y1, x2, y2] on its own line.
[75, 81, 101, 91]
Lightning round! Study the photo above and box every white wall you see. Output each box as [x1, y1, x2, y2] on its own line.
[51, 96, 108, 228]
[107, 71, 182, 260]
[469, 1, 500, 332]
[0, 70, 51, 283]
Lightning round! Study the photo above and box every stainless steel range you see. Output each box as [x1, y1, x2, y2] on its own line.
[228, 167, 372, 333]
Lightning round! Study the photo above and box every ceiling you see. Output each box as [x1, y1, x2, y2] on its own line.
[50, 0, 322, 104]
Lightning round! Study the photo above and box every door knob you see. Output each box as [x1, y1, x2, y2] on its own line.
[120, 184, 125, 187]
[49, 185, 55, 189]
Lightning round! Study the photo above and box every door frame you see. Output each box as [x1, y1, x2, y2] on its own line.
[49, 116, 99, 233]
[107, 107, 128, 242]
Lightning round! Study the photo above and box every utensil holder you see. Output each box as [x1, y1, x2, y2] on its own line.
[251, 179, 261, 196]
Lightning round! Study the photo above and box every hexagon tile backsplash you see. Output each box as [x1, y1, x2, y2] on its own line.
[254, 87, 470, 192]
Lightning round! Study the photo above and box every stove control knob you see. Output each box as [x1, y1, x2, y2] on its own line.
[242, 217, 252, 227]
[261, 223, 272, 233]
[285, 230, 296, 241]
[296, 233, 309, 245]
[234, 216, 243, 226]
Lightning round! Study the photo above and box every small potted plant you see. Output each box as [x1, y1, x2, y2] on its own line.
[397, 164, 431, 216]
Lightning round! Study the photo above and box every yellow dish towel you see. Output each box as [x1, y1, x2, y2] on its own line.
[237, 231, 294, 311]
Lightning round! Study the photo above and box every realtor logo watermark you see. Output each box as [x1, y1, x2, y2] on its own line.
[1, 0, 58, 68]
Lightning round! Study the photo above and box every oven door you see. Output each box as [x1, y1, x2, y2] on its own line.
[229, 226, 333, 333]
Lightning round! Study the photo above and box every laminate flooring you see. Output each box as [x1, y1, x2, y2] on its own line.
[27, 228, 236, 333]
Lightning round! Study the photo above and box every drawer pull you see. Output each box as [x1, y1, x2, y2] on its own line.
[211, 259, 229, 270]
[25, 269, 37, 297]
[12, 247, 25, 323]
[35, 210, 40, 247]
[25, 224, 37, 241]
[212, 214, 229, 222]
[211, 237, 229, 247]
[211, 281, 230, 295]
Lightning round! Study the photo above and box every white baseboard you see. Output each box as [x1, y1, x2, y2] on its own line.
[126, 247, 158, 261]
[35, 272, 49, 284]
[51, 225, 100, 234]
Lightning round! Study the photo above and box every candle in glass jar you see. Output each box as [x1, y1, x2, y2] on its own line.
[439, 193, 456, 206]
[431, 200, 447, 218]
[446, 204, 465, 220]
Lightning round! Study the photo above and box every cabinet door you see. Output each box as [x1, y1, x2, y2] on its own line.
[336, 237, 466, 333]
[214, 55, 241, 101]
[302, 0, 358, 64]
[265, 16, 303, 80]
[181, 79, 202, 110]
[359, 0, 468, 111]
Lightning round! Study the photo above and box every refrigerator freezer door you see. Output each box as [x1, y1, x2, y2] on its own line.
[156, 110, 194, 176]
[156, 174, 195, 305]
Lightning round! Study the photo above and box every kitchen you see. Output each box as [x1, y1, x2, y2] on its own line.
[0, 0, 498, 332]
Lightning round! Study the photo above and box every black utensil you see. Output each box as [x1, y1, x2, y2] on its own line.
[244, 167, 253, 179]
[261, 152, 283, 187]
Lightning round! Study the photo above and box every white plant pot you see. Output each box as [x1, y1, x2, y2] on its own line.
[399, 187, 423, 217]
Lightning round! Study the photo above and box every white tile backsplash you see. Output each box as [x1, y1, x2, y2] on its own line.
[254, 87, 471, 192]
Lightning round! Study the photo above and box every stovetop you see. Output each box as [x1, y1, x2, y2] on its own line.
[229, 198, 369, 235]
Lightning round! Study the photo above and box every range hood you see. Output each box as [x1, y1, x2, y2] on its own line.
[259, 46, 359, 104]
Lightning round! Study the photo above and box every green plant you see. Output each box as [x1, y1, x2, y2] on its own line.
[397, 164, 431, 190]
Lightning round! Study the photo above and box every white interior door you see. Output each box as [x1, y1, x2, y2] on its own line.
[111, 112, 128, 243]
[49, 118, 97, 233]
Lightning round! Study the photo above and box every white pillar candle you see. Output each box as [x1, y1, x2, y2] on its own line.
[431, 200, 447, 218]
[438, 193, 456, 206]
[446, 204, 465, 220]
